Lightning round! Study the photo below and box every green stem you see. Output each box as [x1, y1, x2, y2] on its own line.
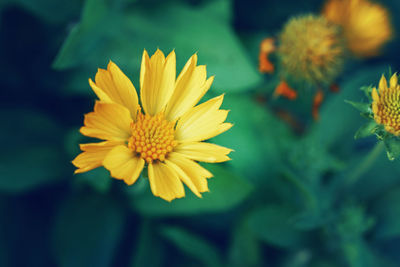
[347, 142, 384, 186]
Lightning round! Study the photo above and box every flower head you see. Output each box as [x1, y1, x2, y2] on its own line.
[372, 74, 400, 136]
[323, 0, 392, 58]
[278, 15, 345, 85]
[72, 49, 232, 201]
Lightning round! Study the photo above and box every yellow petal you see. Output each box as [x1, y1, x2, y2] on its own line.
[72, 140, 122, 174]
[89, 79, 112, 102]
[80, 101, 132, 141]
[103, 145, 145, 185]
[167, 152, 211, 193]
[372, 87, 380, 102]
[175, 142, 232, 163]
[390, 73, 398, 88]
[175, 94, 232, 142]
[379, 74, 388, 92]
[93, 61, 139, 119]
[165, 53, 214, 121]
[165, 159, 201, 197]
[140, 49, 176, 115]
[372, 102, 379, 115]
[148, 162, 185, 202]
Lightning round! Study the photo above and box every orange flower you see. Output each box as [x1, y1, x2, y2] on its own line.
[259, 38, 276, 73]
[323, 0, 392, 57]
[274, 80, 297, 100]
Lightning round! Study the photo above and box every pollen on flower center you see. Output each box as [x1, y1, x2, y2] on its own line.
[377, 89, 400, 123]
[128, 112, 177, 163]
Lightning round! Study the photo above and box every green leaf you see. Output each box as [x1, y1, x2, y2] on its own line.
[53, 193, 125, 267]
[383, 136, 400, 160]
[212, 94, 294, 184]
[228, 222, 261, 267]
[344, 100, 371, 114]
[372, 187, 400, 240]
[74, 167, 112, 193]
[0, 108, 65, 193]
[10, 0, 81, 24]
[247, 204, 307, 248]
[52, 0, 113, 70]
[354, 121, 379, 139]
[130, 165, 253, 216]
[131, 221, 164, 267]
[360, 85, 373, 100]
[53, 0, 261, 93]
[160, 226, 222, 267]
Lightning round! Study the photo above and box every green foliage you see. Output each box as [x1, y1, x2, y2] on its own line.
[53, 0, 261, 95]
[354, 121, 380, 139]
[344, 100, 371, 115]
[0, 108, 65, 193]
[384, 136, 400, 161]
[247, 204, 307, 248]
[130, 165, 253, 216]
[53, 193, 125, 267]
[373, 187, 400, 240]
[131, 221, 165, 267]
[160, 226, 222, 267]
[212, 94, 294, 184]
[228, 221, 261, 267]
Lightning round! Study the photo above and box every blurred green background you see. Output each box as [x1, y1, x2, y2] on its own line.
[1, 0, 400, 266]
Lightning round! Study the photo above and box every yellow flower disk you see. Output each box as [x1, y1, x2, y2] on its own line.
[323, 0, 392, 58]
[72, 49, 233, 201]
[372, 74, 400, 136]
[128, 112, 177, 163]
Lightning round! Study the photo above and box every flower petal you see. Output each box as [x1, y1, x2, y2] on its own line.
[72, 140, 122, 174]
[148, 162, 185, 202]
[166, 152, 212, 194]
[165, 53, 214, 121]
[379, 74, 388, 92]
[165, 159, 201, 197]
[140, 49, 176, 115]
[175, 94, 233, 142]
[103, 145, 145, 185]
[390, 73, 398, 88]
[80, 101, 132, 141]
[372, 87, 380, 103]
[175, 142, 232, 163]
[92, 61, 139, 119]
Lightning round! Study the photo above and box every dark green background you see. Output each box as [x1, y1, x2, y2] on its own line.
[1, 0, 400, 266]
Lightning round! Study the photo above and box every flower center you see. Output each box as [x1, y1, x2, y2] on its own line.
[380, 90, 400, 123]
[128, 112, 177, 163]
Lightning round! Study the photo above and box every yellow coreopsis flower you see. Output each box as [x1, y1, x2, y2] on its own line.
[372, 74, 400, 136]
[323, 0, 392, 58]
[72, 49, 233, 201]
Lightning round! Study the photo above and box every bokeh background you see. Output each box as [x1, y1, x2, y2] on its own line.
[1, 0, 400, 266]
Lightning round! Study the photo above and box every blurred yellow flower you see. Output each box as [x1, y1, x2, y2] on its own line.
[372, 74, 400, 135]
[278, 15, 345, 85]
[323, 0, 392, 58]
[72, 49, 232, 201]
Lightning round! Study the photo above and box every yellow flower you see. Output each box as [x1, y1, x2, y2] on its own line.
[323, 0, 392, 58]
[72, 49, 233, 201]
[278, 15, 345, 85]
[372, 74, 400, 136]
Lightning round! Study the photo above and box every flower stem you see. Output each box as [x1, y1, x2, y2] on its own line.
[347, 142, 384, 186]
